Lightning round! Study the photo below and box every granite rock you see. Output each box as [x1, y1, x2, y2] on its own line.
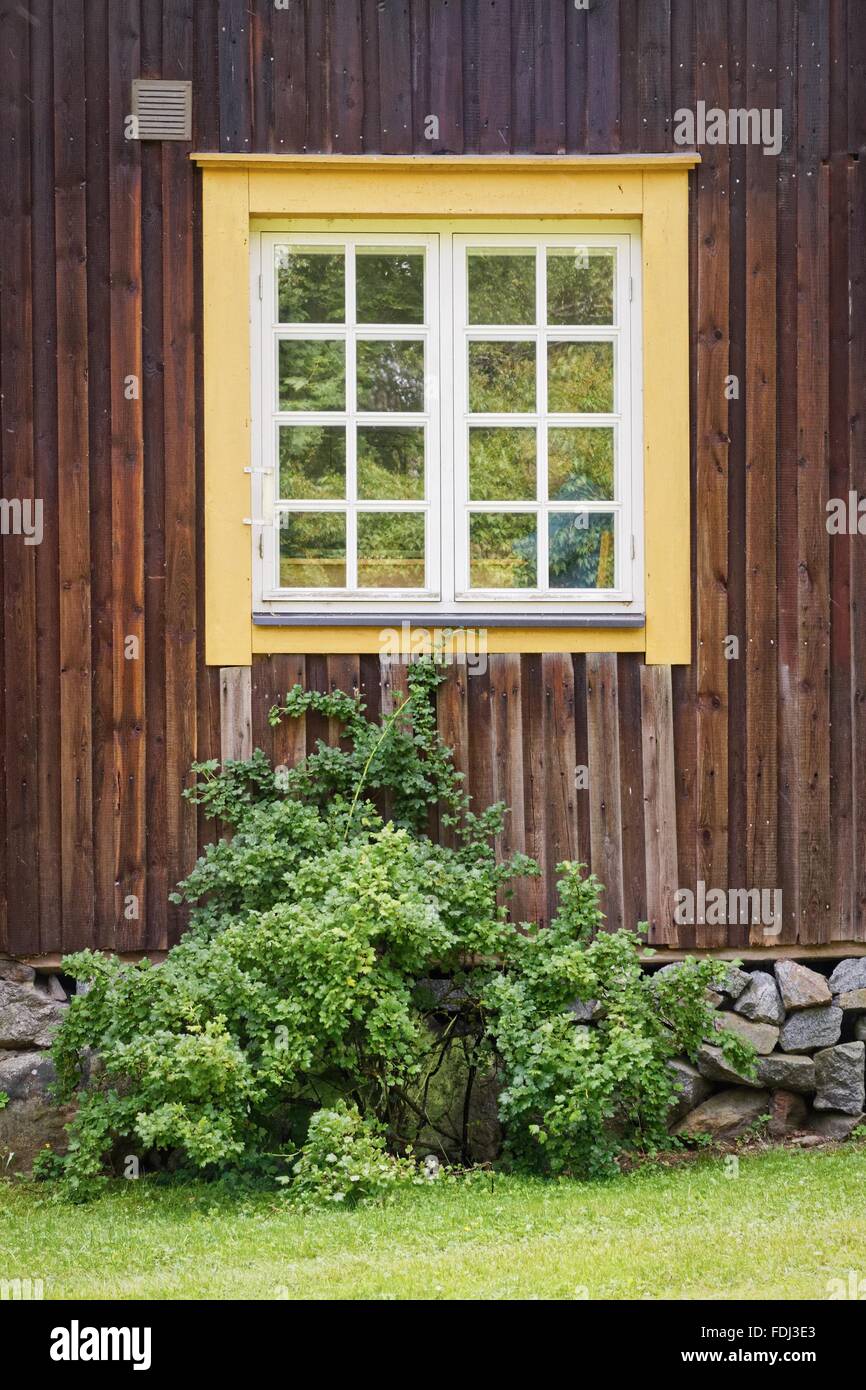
[734, 971, 785, 1026]
[779, 1006, 842, 1054]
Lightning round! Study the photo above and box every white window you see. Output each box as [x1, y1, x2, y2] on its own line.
[252, 226, 643, 623]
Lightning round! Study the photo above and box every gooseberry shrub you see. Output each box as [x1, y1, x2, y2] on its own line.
[48, 661, 752, 1196]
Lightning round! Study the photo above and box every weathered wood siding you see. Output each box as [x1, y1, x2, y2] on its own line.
[0, 0, 863, 953]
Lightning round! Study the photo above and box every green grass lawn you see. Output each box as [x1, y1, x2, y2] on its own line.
[2, 1145, 864, 1300]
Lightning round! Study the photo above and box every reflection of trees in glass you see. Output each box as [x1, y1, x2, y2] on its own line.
[468, 251, 536, 324]
[357, 512, 425, 588]
[279, 340, 345, 411]
[357, 427, 424, 500]
[549, 512, 615, 589]
[548, 427, 614, 501]
[469, 427, 536, 500]
[468, 341, 536, 412]
[279, 513, 346, 588]
[469, 513, 537, 588]
[547, 341, 613, 413]
[279, 426, 346, 499]
[356, 253, 424, 324]
[357, 341, 424, 412]
[278, 251, 345, 323]
[547, 250, 614, 325]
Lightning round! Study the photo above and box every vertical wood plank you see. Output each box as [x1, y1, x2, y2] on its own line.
[0, 3, 39, 953]
[378, 0, 414, 152]
[640, 664, 680, 945]
[586, 0, 619, 152]
[541, 652, 578, 927]
[475, 0, 511, 153]
[55, 0, 95, 951]
[271, 0, 306, 149]
[828, 0, 853, 940]
[533, 0, 565, 154]
[617, 653, 647, 933]
[109, 0, 146, 950]
[436, 655, 470, 849]
[725, 0, 748, 945]
[220, 666, 252, 762]
[330, 0, 365, 154]
[585, 653, 625, 932]
[218, 0, 252, 151]
[270, 654, 307, 769]
[163, 0, 198, 943]
[694, 0, 730, 947]
[327, 654, 361, 747]
[31, 0, 62, 953]
[490, 654, 527, 913]
[796, 0, 831, 943]
[776, 0, 800, 944]
[142, 0, 167, 950]
[745, 0, 779, 944]
[850, 0, 866, 939]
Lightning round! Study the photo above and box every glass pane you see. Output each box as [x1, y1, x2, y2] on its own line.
[357, 426, 425, 500]
[277, 248, 345, 324]
[548, 512, 615, 589]
[278, 426, 346, 500]
[356, 340, 424, 412]
[356, 250, 424, 324]
[357, 512, 425, 588]
[468, 250, 536, 325]
[547, 427, 614, 501]
[279, 512, 346, 588]
[469, 427, 536, 501]
[468, 341, 536, 413]
[469, 513, 537, 588]
[547, 341, 614, 413]
[278, 340, 345, 411]
[547, 247, 615, 325]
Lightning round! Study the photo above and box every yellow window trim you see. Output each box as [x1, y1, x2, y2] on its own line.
[194, 153, 697, 666]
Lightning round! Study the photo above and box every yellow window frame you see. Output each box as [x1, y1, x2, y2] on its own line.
[194, 153, 697, 665]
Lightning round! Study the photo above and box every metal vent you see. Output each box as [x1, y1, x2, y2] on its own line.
[131, 79, 192, 141]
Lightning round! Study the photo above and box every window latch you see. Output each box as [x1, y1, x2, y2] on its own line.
[244, 466, 274, 475]
[242, 518, 269, 526]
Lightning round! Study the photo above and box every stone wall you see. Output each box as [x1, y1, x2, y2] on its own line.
[2, 953, 865, 1172]
[660, 959, 866, 1144]
[0, 959, 73, 1171]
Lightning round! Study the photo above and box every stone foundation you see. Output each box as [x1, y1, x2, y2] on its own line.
[2, 952, 865, 1172]
[656, 958, 866, 1143]
[0, 959, 73, 1171]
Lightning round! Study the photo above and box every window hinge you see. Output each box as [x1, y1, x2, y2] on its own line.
[258, 273, 263, 301]
[631, 534, 636, 560]
[629, 275, 634, 302]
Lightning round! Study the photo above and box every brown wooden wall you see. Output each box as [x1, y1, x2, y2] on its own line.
[0, 0, 864, 957]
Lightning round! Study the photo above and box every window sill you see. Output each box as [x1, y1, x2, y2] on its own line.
[253, 610, 646, 628]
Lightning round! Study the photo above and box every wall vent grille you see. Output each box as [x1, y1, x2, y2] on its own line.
[131, 79, 192, 141]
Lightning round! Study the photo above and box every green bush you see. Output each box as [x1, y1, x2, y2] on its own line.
[281, 1101, 414, 1206]
[47, 661, 753, 1197]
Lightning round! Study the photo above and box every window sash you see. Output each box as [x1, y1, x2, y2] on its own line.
[252, 227, 643, 617]
[258, 232, 440, 601]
